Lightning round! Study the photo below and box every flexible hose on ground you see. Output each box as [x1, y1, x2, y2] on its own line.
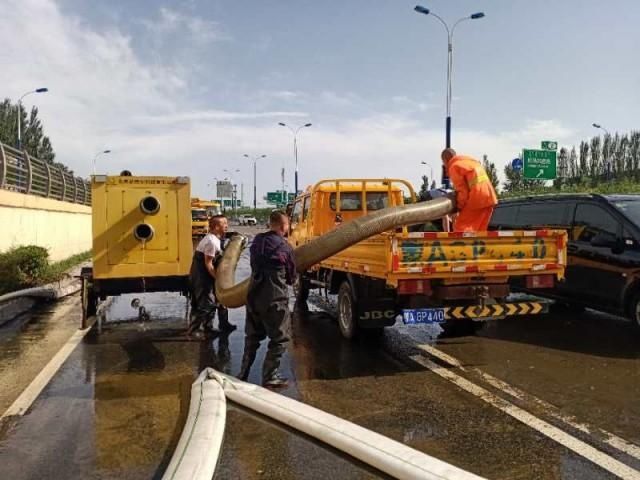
[207, 369, 483, 480]
[215, 196, 456, 308]
[0, 287, 57, 303]
[161, 369, 226, 480]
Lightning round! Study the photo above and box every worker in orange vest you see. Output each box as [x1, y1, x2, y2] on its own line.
[441, 148, 498, 232]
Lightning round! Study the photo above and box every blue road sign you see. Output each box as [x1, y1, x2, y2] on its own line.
[512, 158, 523, 171]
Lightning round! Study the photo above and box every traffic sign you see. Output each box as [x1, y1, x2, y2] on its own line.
[511, 158, 523, 171]
[541, 141, 558, 151]
[266, 191, 294, 205]
[523, 149, 557, 180]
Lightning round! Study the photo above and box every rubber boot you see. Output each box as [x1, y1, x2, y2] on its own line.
[237, 351, 256, 381]
[262, 356, 288, 388]
[217, 307, 237, 333]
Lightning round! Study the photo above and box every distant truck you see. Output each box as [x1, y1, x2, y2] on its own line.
[191, 198, 221, 237]
[289, 179, 568, 338]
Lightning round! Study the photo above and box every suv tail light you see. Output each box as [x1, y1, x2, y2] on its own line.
[397, 279, 432, 295]
[526, 274, 554, 289]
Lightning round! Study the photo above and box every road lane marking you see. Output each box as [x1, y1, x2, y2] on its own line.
[417, 343, 640, 463]
[2, 300, 90, 419]
[411, 354, 640, 480]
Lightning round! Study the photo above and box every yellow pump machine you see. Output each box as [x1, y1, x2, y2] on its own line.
[81, 174, 193, 327]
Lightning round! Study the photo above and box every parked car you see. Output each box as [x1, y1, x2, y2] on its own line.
[239, 214, 257, 226]
[490, 194, 640, 329]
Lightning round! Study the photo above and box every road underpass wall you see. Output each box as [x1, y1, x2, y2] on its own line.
[0, 189, 91, 261]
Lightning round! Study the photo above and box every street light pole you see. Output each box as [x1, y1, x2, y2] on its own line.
[17, 87, 48, 150]
[414, 6, 484, 186]
[92, 149, 111, 176]
[593, 123, 612, 178]
[244, 154, 266, 212]
[420, 161, 434, 182]
[278, 122, 312, 195]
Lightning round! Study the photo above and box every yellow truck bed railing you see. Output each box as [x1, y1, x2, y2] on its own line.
[318, 229, 567, 286]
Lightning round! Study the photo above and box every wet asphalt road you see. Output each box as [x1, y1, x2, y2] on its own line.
[0, 226, 639, 479]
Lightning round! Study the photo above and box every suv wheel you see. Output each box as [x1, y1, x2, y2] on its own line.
[337, 281, 358, 339]
[629, 293, 640, 331]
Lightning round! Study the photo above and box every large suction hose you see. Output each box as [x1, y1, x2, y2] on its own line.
[215, 196, 455, 308]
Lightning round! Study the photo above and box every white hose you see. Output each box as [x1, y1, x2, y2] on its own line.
[208, 369, 484, 480]
[162, 369, 226, 480]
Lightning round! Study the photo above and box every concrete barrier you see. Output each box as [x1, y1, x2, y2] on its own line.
[0, 189, 91, 261]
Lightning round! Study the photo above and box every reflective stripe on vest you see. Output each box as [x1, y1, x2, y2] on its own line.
[468, 173, 490, 188]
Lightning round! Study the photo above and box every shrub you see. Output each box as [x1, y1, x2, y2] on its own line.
[0, 246, 49, 294]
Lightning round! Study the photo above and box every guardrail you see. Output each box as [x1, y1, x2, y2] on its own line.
[0, 142, 91, 206]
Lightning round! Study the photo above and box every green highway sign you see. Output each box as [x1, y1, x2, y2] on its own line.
[266, 191, 295, 205]
[541, 140, 558, 151]
[523, 149, 557, 180]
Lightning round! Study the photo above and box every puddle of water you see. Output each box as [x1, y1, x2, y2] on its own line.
[106, 293, 188, 326]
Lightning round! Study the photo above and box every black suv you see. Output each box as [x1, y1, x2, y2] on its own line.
[490, 194, 640, 329]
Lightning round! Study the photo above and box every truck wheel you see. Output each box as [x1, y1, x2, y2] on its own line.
[338, 281, 358, 339]
[81, 278, 97, 328]
[293, 276, 310, 312]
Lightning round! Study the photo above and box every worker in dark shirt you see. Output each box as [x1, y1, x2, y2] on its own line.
[237, 210, 296, 388]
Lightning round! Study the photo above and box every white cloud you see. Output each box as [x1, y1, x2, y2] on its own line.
[503, 119, 576, 144]
[141, 7, 229, 45]
[134, 110, 308, 127]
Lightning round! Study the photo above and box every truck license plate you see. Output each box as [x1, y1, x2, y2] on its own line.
[402, 308, 446, 325]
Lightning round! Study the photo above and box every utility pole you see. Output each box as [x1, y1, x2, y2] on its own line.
[244, 154, 266, 213]
[278, 122, 312, 195]
[413, 6, 485, 186]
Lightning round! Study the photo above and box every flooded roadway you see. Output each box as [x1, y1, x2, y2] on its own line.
[1, 227, 639, 479]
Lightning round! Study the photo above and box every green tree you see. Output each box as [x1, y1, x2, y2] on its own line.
[554, 147, 569, 188]
[0, 98, 55, 162]
[589, 136, 602, 178]
[579, 141, 589, 178]
[482, 155, 500, 191]
[503, 163, 522, 193]
[568, 146, 578, 179]
[418, 174, 430, 200]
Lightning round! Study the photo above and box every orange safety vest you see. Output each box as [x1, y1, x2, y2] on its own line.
[447, 155, 498, 211]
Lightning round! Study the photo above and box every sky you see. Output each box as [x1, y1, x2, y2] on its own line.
[1, 0, 639, 204]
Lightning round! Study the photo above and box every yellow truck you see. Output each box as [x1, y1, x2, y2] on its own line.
[289, 179, 568, 338]
[191, 198, 221, 237]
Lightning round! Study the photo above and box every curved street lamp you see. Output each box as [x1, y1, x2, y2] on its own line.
[414, 6, 485, 185]
[17, 87, 48, 150]
[278, 122, 312, 194]
[592, 123, 610, 136]
[92, 149, 111, 176]
[244, 154, 267, 211]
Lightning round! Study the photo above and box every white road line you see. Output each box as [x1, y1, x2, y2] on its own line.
[411, 354, 640, 480]
[417, 343, 640, 463]
[2, 300, 90, 419]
